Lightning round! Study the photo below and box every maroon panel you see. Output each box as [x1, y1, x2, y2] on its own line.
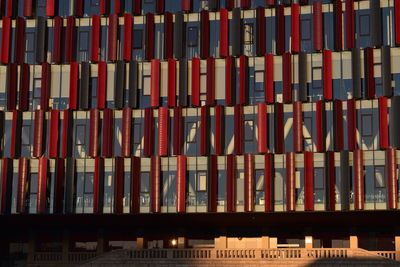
[234, 104, 244, 155]
[93, 157, 104, 214]
[114, 157, 124, 214]
[326, 151, 336, 211]
[19, 63, 30, 111]
[206, 57, 215, 106]
[158, 107, 169, 156]
[200, 10, 210, 59]
[191, 57, 200, 107]
[114, 0, 121, 15]
[208, 155, 218, 212]
[226, 154, 236, 212]
[164, 12, 173, 59]
[345, 0, 355, 49]
[97, 61, 107, 109]
[46, 0, 54, 16]
[396, 0, 400, 45]
[225, 56, 235, 105]
[276, 5, 285, 55]
[256, 6, 266, 56]
[74, 0, 83, 16]
[91, 15, 100, 62]
[150, 155, 161, 213]
[291, 4, 300, 53]
[275, 103, 284, 154]
[124, 14, 132, 61]
[226, 0, 234, 9]
[379, 97, 389, 149]
[387, 148, 398, 210]
[286, 152, 295, 211]
[156, 0, 164, 13]
[334, 100, 344, 151]
[304, 151, 314, 211]
[37, 157, 48, 213]
[264, 153, 273, 212]
[130, 156, 140, 213]
[133, 0, 141, 15]
[323, 49, 332, 100]
[24, 0, 33, 17]
[1, 17, 10, 64]
[215, 105, 224, 155]
[121, 108, 132, 157]
[69, 62, 79, 109]
[61, 110, 72, 158]
[49, 110, 60, 158]
[347, 99, 357, 150]
[258, 103, 268, 153]
[10, 110, 21, 158]
[334, 0, 343, 51]
[144, 108, 154, 157]
[241, 0, 250, 8]
[293, 101, 303, 152]
[173, 107, 183, 155]
[239, 55, 248, 105]
[17, 158, 28, 213]
[33, 110, 45, 158]
[150, 59, 160, 107]
[40, 63, 51, 110]
[182, 0, 191, 11]
[244, 154, 254, 212]
[54, 158, 64, 213]
[176, 155, 186, 213]
[200, 106, 209, 155]
[316, 100, 325, 152]
[145, 13, 155, 60]
[265, 53, 274, 103]
[313, 1, 323, 51]
[168, 59, 176, 107]
[108, 14, 118, 61]
[6, 63, 17, 111]
[100, 0, 107, 15]
[282, 52, 292, 103]
[89, 109, 100, 158]
[15, 17, 25, 65]
[65, 16, 76, 63]
[1, 159, 12, 213]
[220, 8, 229, 57]
[52, 16, 62, 63]
[102, 109, 114, 157]
[365, 47, 375, 98]
[353, 149, 364, 210]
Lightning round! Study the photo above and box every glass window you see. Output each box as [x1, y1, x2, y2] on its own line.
[186, 122, 197, 143]
[361, 114, 373, 137]
[133, 29, 143, 49]
[84, 173, 94, 194]
[244, 23, 254, 45]
[254, 70, 264, 92]
[255, 169, 264, 205]
[188, 27, 198, 47]
[32, 78, 41, 110]
[374, 166, 385, 188]
[244, 120, 254, 141]
[314, 168, 324, 189]
[133, 122, 142, 144]
[75, 125, 86, 145]
[78, 30, 90, 62]
[140, 172, 150, 192]
[359, 14, 370, 36]
[312, 67, 322, 90]
[301, 19, 312, 40]
[197, 172, 207, 191]
[90, 77, 98, 108]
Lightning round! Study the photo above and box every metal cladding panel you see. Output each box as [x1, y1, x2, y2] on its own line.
[10, 110, 22, 158]
[226, 154, 236, 212]
[0, 17, 10, 64]
[345, 0, 355, 49]
[164, 12, 173, 60]
[80, 62, 90, 109]
[304, 151, 314, 211]
[89, 109, 100, 157]
[200, 106, 210, 155]
[133, 0, 141, 14]
[182, 0, 191, 11]
[286, 152, 296, 211]
[114, 157, 124, 214]
[316, 100, 326, 152]
[0, 112, 4, 158]
[387, 148, 398, 210]
[333, 100, 344, 151]
[130, 157, 141, 213]
[168, 59, 177, 107]
[244, 154, 254, 212]
[291, 4, 300, 53]
[41, 62, 51, 110]
[150, 59, 160, 107]
[176, 155, 186, 213]
[257, 103, 268, 153]
[54, 158, 65, 213]
[114, 0, 124, 14]
[276, 5, 285, 55]
[6, 63, 17, 111]
[364, 48, 375, 98]
[17, 158, 28, 213]
[114, 60, 125, 109]
[334, 0, 343, 51]
[128, 60, 139, 108]
[265, 53, 274, 103]
[37, 157, 48, 213]
[100, 0, 109, 15]
[69, 62, 79, 110]
[274, 103, 284, 154]
[215, 105, 225, 155]
[200, 10, 210, 59]
[226, 0, 234, 9]
[313, 1, 323, 51]
[191, 57, 200, 107]
[49, 110, 59, 158]
[61, 110, 73, 158]
[24, 0, 33, 16]
[264, 153, 273, 212]
[379, 97, 389, 149]
[225, 56, 236, 105]
[206, 57, 216, 106]
[145, 13, 155, 60]
[121, 108, 132, 157]
[282, 52, 292, 103]
[65, 16, 76, 63]
[52, 16, 62, 63]
[102, 109, 114, 157]
[144, 108, 154, 157]
[93, 157, 104, 214]
[396, 0, 400, 45]
[91, 15, 100, 62]
[208, 155, 218, 212]
[108, 14, 118, 61]
[220, 8, 229, 57]
[156, 0, 164, 13]
[158, 107, 169, 156]
[19, 63, 30, 111]
[298, 51, 307, 102]
[5, 0, 14, 17]
[234, 104, 244, 155]
[33, 110, 45, 158]
[266, 0, 275, 5]
[173, 107, 183, 155]
[179, 59, 188, 106]
[256, 6, 266, 56]
[231, 8, 242, 57]
[347, 99, 357, 150]
[241, 0, 250, 8]
[150, 155, 161, 213]
[370, 0, 382, 47]
[15, 17, 25, 65]
[1, 159, 13, 214]
[381, 46, 392, 97]
[239, 55, 248, 105]
[391, 96, 400, 148]
[123, 14, 132, 61]
[293, 101, 303, 152]
[326, 151, 336, 211]
[323, 50, 332, 100]
[97, 61, 107, 109]
[353, 149, 364, 210]
[46, 0, 55, 16]
[74, 0, 84, 16]
[173, 12, 184, 59]
[35, 17, 46, 63]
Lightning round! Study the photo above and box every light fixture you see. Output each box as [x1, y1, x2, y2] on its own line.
[171, 239, 177, 247]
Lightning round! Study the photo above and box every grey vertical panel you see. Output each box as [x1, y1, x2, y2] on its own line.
[179, 58, 188, 107]
[340, 150, 350, 211]
[128, 60, 139, 108]
[66, 110, 74, 157]
[0, 111, 4, 158]
[390, 96, 400, 148]
[35, 16, 47, 64]
[370, 0, 382, 47]
[173, 12, 185, 59]
[208, 0, 219, 11]
[298, 51, 307, 102]
[114, 60, 125, 109]
[79, 62, 90, 109]
[229, 58, 236, 105]
[65, 157, 76, 214]
[381, 46, 392, 97]
[351, 48, 361, 99]
[231, 8, 242, 57]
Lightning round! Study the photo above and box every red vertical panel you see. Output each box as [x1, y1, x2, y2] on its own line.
[17, 158, 28, 213]
[133, 0, 141, 15]
[334, 0, 343, 51]
[191, 58, 200, 106]
[52, 16, 62, 63]
[182, 0, 191, 11]
[108, 14, 118, 61]
[276, 5, 285, 55]
[24, 0, 33, 17]
[102, 109, 113, 157]
[100, 0, 107, 15]
[323, 49, 333, 100]
[5, 0, 12, 17]
[379, 97, 389, 149]
[226, 154, 236, 212]
[15, 17, 26, 65]
[144, 108, 154, 157]
[156, 0, 164, 13]
[145, 13, 155, 60]
[176, 155, 186, 213]
[264, 153, 272, 212]
[10, 110, 20, 158]
[258, 103, 268, 153]
[114, 157, 124, 214]
[151, 59, 160, 107]
[215, 105, 224, 155]
[293, 101, 303, 152]
[93, 157, 103, 213]
[275, 103, 284, 154]
[286, 152, 295, 211]
[265, 53, 274, 103]
[353, 149, 364, 210]
[234, 104, 243, 155]
[1, 17, 11, 64]
[89, 109, 100, 157]
[396, 0, 400, 45]
[366, 47, 375, 98]
[91, 15, 100, 62]
[266, 0, 275, 5]
[200, 106, 209, 155]
[114, 0, 121, 14]
[313, 1, 323, 51]
[239, 55, 248, 105]
[168, 59, 176, 107]
[220, 8, 229, 57]
[208, 155, 218, 212]
[74, 0, 83, 16]
[173, 107, 183, 155]
[347, 99, 356, 150]
[226, 0, 234, 9]
[283, 52, 292, 103]
[49, 110, 59, 158]
[97, 61, 107, 109]
[241, 0, 250, 8]
[256, 7, 266, 56]
[158, 107, 168, 156]
[61, 110, 71, 158]
[33, 110, 45, 158]
[7, 63, 17, 111]
[54, 158, 65, 213]
[121, 108, 132, 157]
[387, 148, 398, 210]
[304, 151, 314, 211]
[244, 154, 254, 212]
[130, 157, 140, 213]
[46, 0, 54, 16]
[150, 155, 161, 213]
[65, 16, 76, 63]
[37, 157, 48, 213]
[291, 4, 300, 53]
[69, 62, 79, 109]
[19, 63, 30, 111]
[327, 151, 336, 211]
[200, 10, 210, 59]
[1, 159, 11, 213]
[334, 99, 344, 151]
[345, 0, 355, 49]
[164, 12, 173, 59]
[41, 63, 51, 110]
[316, 100, 325, 152]
[225, 56, 234, 105]
[123, 14, 132, 61]
[206, 57, 215, 106]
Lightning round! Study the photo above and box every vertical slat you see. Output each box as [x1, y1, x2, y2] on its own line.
[353, 149, 364, 210]
[370, 0, 382, 47]
[206, 57, 215, 106]
[93, 157, 104, 214]
[316, 100, 326, 152]
[340, 151, 350, 210]
[256, 6, 266, 56]
[326, 151, 336, 211]
[215, 105, 225, 155]
[89, 109, 100, 158]
[291, 4, 300, 53]
[258, 103, 268, 154]
[286, 152, 295, 211]
[240, 0, 250, 8]
[10, 110, 22, 158]
[239, 55, 248, 105]
[179, 58, 188, 107]
[167, 59, 176, 107]
[274, 103, 284, 154]
[323, 50, 332, 100]
[144, 108, 154, 157]
[6, 63, 17, 111]
[293, 101, 303, 152]
[264, 153, 273, 212]
[145, 13, 155, 60]
[298, 51, 307, 102]
[100, 0, 109, 15]
[226, 154, 236, 212]
[123, 14, 132, 61]
[164, 12, 173, 59]
[231, 8, 242, 56]
[130, 156, 140, 213]
[24, 0, 33, 17]
[387, 148, 398, 210]
[313, 1, 323, 51]
[52, 16, 62, 63]
[345, 0, 355, 49]
[37, 157, 48, 213]
[244, 154, 254, 212]
[35, 17, 47, 63]
[220, 8, 229, 57]
[121, 108, 132, 157]
[1, 17, 10, 64]
[364, 47, 375, 98]
[114, 60, 126, 109]
[158, 107, 168, 156]
[381, 46, 392, 97]
[347, 99, 357, 150]
[265, 53, 274, 103]
[19, 63, 30, 111]
[282, 52, 292, 103]
[0, 112, 4, 158]
[200, 10, 210, 59]
[6, 0, 15, 18]
[200, 106, 210, 155]
[304, 151, 314, 211]
[33, 110, 45, 158]
[61, 110, 73, 158]
[40, 63, 51, 110]
[80, 62, 90, 109]
[334, 0, 343, 51]
[91, 15, 100, 62]
[191, 57, 200, 107]
[114, 157, 124, 213]
[176, 155, 186, 213]
[333, 100, 343, 151]
[276, 5, 285, 55]
[129, 60, 139, 108]
[173, 12, 184, 59]
[150, 155, 161, 213]
[1, 159, 13, 214]
[181, 0, 191, 11]
[133, 0, 141, 15]
[225, 56, 236, 105]
[74, 0, 84, 16]
[15, 17, 25, 65]
[46, 0, 55, 16]
[54, 158, 64, 213]
[17, 158, 29, 213]
[108, 14, 118, 61]
[155, 0, 164, 13]
[102, 109, 114, 157]
[379, 97, 389, 149]
[49, 110, 60, 158]
[69, 62, 79, 110]
[173, 107, 183, 155]
[396, 0, 400, 45]
[234, 104, 243, 155]
[208, 155, 218, 212]
[65, 16, 76, 63]
[150, 59, 160, 107]
[226, 0, 234, 9]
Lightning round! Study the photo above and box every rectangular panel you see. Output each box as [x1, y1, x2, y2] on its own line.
[130, 157, 140, 213]
[298, 51, 307, 102]
[1, 159, 13, 214]
[181, 0, 191, 11]
[65, 16, 76, 63]
[24, 0, 33, 16]
[33, 110, 45, 158]
[121, 108, 132, 157]
[173, 12, 184, 59]
[128, 60, 139, 108]
[323, 50, 332, 100]
[176, 155, 186, 213]
[370, 0, 382, 47]
[46, 0, 54, 16]
[145, 13, 155, 60]
[347, 99, 357, 150]
[100, 0, 109, 15]
[282, 52, 292, 103]
[256, 6, 266, 56]
[91, 15, 100, 62]
[19, 63, 30, 111]
[114, 60, 125, 109]
[17, 158, 28, 213]
[150, 155, 161, 213]
[15, 17, 25, 65]
[316, 100, 326, 152]
[333, 100, 343, 151]
[80, 62, 90, 109]
[10, 110, 22, 158]
[37, 157, 48, 213]
[234, 104, 243, 155]
[326, 151, 336, 211]
[40, 63, 51, 110]
[49, 110, 59, 158]
[200, 106, 210, 155]
[1, 17, 10, 64]
[304, 151, 314, 211]
[89, 109, 100, 157]
[244, 154, 254, 212]
[286, 152, 295, 211]
[200, 10, 210, 59]
[54, 158, 64, 213]
[381, 46, 392, 97]
[206, 57, 215, 106]
[168, 58, 176, 107]
[52, 16, 62, 63]
[258, 103, 268, 153]
[387, 148, 397, 210]
[239, 55, 248, 105]
[6, 63, 17, 111]
[379, 97, 389, 149]
[364, 47, 375, 99]
[74, 0, 83, 16]
[313, 1, 323, 51]
[215, 105, 225, 155]
[191, 57, 200, 106]
[164, 12, 173, 59]
[144, 108, 154, 157]
[173, 107, 183, 155]
[334, 0, 343, 51]
[158, 107, 168, 156]
[264, 153, 273, 212]
[225, 56, 236, 105]
[353, 149, 364, 210]
[61, 110, 73, 158]
[293, 101, 303, 152]
[179, 59, 188, 106]
[114, 157, 124, 213]
[226, 154, 236, 212]
[208, 155, 218, 212]
[108, 14, 118, 61]
[345, 0, 355, 49]
[93, 157, 104, 213]
[265, 53, 274, 103]
[123, 14, 132, 61]
[276, 5, 285, 55]
[291, 4, 300, 53]
[102, 109, 113, 157]
[220, 8, 229, 57]
[274, 103, 284, 153]
[150, 59, 160, 107]
[231, 8, 242, 56]
[65, 158, 76, 213]
[69, 62, 79, 109]
[396, 0, 400, 45]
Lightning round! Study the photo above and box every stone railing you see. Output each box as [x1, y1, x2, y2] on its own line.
[30, 251, 97, 265]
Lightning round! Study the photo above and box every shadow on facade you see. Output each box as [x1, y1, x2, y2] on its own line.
[307, 257, 400, 266]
